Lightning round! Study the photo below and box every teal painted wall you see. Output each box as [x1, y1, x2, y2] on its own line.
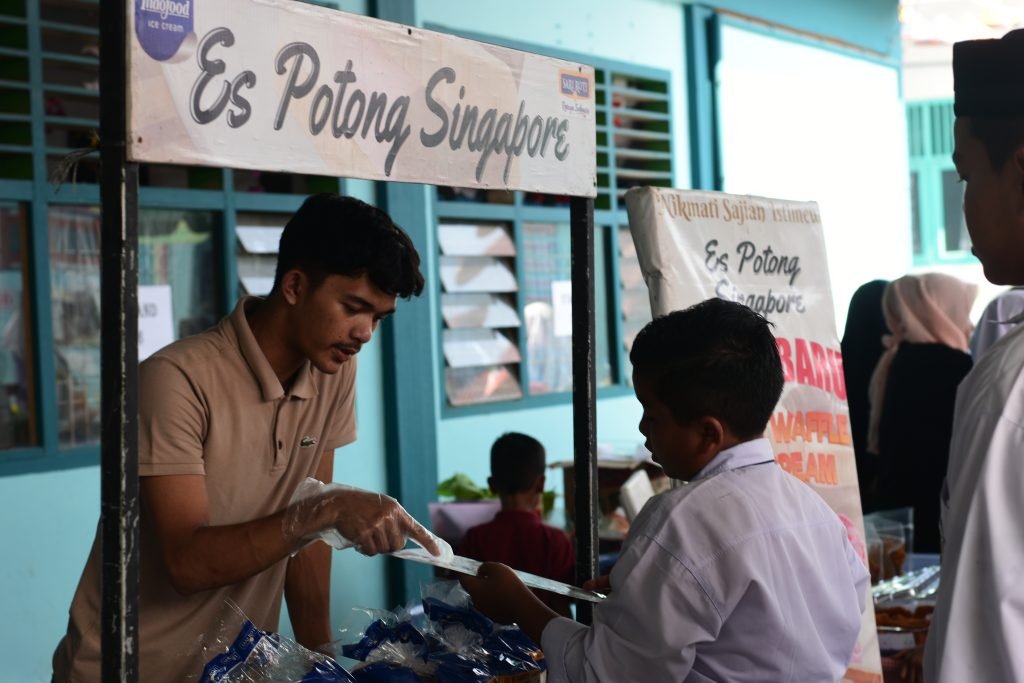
[0, 466, 99, 682]
[0, 338, 391, 683]
[437, 395, 645, 500]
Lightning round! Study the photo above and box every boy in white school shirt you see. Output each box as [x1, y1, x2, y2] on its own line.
[463, 298, 869, 683]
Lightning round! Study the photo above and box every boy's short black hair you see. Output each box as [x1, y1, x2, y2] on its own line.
[490, 432, 546, 494]
[273, 193, 424, 298]
[629, 298, 784, 439]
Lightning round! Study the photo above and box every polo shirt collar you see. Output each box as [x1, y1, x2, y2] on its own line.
[692, 437, 776, 481]
[229, 297, 318, 402]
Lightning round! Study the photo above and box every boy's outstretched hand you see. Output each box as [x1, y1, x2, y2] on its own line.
[582, 574, 611, 594]
[460, 562, 560, 643]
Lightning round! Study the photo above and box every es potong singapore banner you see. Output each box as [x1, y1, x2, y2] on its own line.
[127, 0, 597, 196]
[626, 186, 882, 683]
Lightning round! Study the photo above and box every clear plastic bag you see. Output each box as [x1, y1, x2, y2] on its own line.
[865, 508, 913, 583]
[200, 603, 355, 683]
[335, 581, 545, 683]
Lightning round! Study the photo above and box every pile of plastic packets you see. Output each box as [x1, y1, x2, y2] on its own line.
[201, 581, 546, 683]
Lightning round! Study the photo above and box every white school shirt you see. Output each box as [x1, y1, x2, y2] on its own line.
[542, 438, 868, 683]
[924, 322, 1024, 683]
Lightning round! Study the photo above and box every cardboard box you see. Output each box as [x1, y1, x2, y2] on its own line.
[551, 458, 666, 525]
[428, 500, 501, 546]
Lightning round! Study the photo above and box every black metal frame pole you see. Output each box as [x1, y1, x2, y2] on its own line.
[569, 196, 598, 624]
[99, 1, 140, 680]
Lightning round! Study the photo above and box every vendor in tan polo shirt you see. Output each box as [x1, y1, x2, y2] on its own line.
[52, 193, 440, 683]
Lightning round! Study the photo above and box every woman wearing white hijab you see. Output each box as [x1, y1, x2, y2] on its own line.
[867, 273, 977, 553]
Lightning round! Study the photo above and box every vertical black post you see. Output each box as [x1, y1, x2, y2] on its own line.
[100, 1, 140, 681]
[570, 196, 598, 624]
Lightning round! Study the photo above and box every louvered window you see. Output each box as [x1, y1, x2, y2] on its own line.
[236, 215, 286, 297]
[439, 223, 524, 406]
[599, 72, 673, 210]
[433, 43, 673, 408]
[906, 100, 971, 266]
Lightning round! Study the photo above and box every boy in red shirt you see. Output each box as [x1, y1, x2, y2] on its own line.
[459, 432, 575, 615]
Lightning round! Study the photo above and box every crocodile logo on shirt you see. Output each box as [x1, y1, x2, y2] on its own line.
[300, 436, 318, 448]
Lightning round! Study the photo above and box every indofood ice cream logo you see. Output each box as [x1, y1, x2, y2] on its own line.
[135, 0, 195, 62]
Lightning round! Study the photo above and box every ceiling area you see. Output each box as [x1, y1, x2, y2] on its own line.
[902, 0, 1024, 43]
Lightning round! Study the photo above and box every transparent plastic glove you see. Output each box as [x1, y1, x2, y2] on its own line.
[285, 478, 451, 559]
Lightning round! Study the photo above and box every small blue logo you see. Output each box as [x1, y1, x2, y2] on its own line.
[560, 71, 591, 99]
[135, 0, 193, 62]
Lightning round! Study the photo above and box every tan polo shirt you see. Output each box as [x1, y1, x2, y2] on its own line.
[52, 297, 357, 683]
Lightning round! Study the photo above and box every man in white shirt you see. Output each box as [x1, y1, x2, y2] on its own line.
[923, 29, 1024, 683]
[463, 299, 869, 683]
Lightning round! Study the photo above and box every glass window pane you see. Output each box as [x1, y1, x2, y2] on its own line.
[439, 256, 518, 293]
[594, 228, 611, 388]
[522, 223, 572, 395]
[442, 328, 521, 368]
[941, 170, 968, 253]
[139, 209, 219, 338]
[49, 206, 101, 447]
[237, 212, 287, 297]
[0, 203, 36, 449]
[438, 224, 515, 257]
[49, 206, 219, 447]
[441, 293, 520, 329]
[910, 172, 922, 257]
[521, 223, 612, 395]
[619, 226, 652, 386]
[445, 365, 523, 406]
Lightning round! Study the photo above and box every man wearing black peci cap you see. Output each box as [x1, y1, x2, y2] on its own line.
[924, 29, 1024, 682]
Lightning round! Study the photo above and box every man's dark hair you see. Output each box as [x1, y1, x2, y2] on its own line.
[272, 193, 424, 298]
[969, 116, 1024, 170]
[490, 432, 546, 494]
[629, 298, 784, 439]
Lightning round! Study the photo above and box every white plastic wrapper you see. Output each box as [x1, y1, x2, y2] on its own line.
[391, 548, 607, 603]
[286, 477, 454, 562]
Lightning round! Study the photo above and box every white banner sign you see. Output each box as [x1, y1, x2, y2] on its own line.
[551, 280, 573, 338]
[625, 186, 882, 683]
[127, 0, 597, 196]
[138, 284, 174, 361]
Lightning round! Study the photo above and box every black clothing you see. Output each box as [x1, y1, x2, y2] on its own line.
[841, 280, 889, 512]
[877, 342, 973, 553]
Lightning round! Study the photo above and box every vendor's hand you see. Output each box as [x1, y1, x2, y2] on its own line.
[334, 489, 441, 556]
[460, 562, 539, 625]
[582, 573, 611, 594]
[292, 489, 440, 557]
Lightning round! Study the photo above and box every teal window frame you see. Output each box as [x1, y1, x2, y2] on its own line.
[424, 27, 676, 418]
[907, 99, 974, 266]
[0, 2, 348, 474]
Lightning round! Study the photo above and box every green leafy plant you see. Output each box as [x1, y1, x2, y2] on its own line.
[436, 473, 493, 502]
[437, 472, 558, 516]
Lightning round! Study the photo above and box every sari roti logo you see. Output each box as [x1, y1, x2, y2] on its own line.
[559, 71, 591, 99]
[135, 0, 194, 61]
